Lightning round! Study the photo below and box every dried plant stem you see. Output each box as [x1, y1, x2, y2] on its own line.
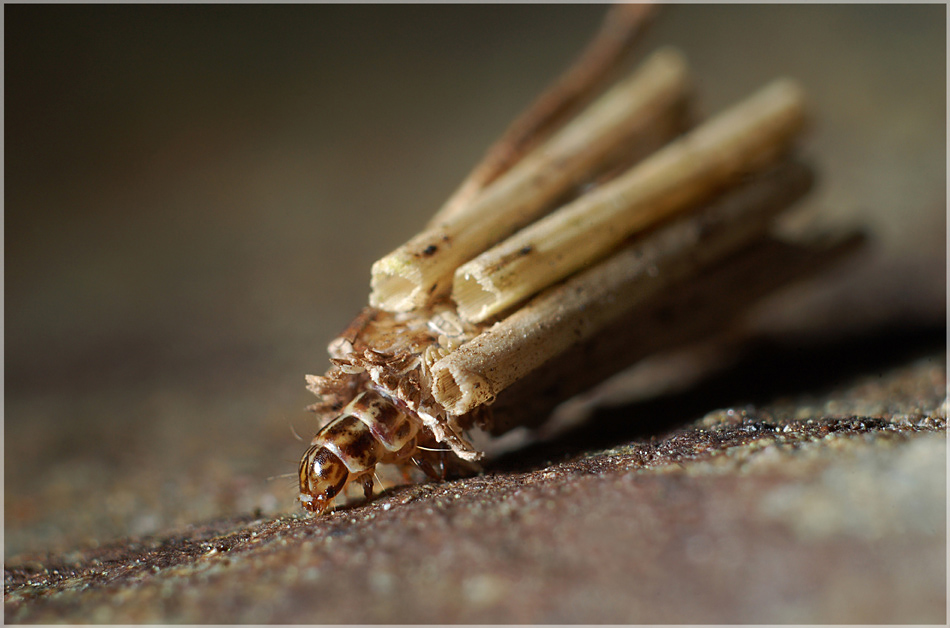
[485, 225, 862, 437]
[370, 47, 691, 313]
[430, 159, 814, 416]
[427, 3, 659, 227]
[452, 78, 806, 323]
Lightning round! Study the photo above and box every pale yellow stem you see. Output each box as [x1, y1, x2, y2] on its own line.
[452, 78, 806, 323]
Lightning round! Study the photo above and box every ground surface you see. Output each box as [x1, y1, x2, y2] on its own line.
[5, 4, 946, 624]
[4, 352, 947, 623]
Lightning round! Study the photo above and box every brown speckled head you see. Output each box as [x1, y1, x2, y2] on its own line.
[298, 444, 349, 514]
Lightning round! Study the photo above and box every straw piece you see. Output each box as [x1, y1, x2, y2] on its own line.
[369, 47, 691, 312]
[429, 158, 814, 416]
[452, 78, 807, 323]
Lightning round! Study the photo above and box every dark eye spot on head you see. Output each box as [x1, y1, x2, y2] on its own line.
[519, 245, 533, 256]
[422, 244, 438, 256]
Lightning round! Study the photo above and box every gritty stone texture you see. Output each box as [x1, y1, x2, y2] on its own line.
[4, 4, 946, 625]
[5, 352, 946, 623]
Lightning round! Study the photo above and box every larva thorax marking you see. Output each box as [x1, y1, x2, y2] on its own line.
[348, 391, 418, 453]
[298, 389, 425, 514]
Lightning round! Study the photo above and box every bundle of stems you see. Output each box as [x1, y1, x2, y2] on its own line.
[431, 154, 812, 416]
[319, 5, 858, 456]
[370, 46, 691, 312]
[451, 78, 804, 324]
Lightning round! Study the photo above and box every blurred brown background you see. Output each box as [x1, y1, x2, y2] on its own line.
[5, 2, 945, 570]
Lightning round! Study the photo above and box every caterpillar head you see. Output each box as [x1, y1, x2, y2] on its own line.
[298, 444, 348, 514]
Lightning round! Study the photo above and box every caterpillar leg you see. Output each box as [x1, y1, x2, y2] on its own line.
[358, 473, 375, 500]
[412, 455, 443, 481]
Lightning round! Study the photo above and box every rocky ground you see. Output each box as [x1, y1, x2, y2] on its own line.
[5, 348, 947, 623]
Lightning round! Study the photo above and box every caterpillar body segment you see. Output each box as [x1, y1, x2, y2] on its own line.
[298, 388, 448, 515]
